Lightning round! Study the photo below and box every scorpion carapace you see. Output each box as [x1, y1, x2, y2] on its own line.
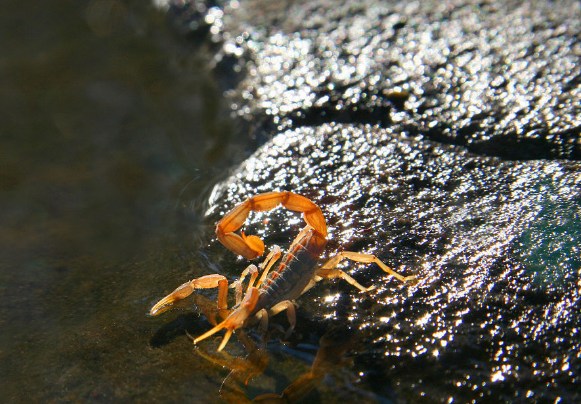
[150, 191, 415, 351]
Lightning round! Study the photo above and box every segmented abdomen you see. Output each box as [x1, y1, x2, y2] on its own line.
[254, 229, 327, 312]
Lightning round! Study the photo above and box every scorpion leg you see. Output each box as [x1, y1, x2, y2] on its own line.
[215, 192, 327, 260]
[256, 245, 282, 288]
[150, 274, 230, 316]
[316, 252, 416, 292]
[254, 300, 297, 340]
[193, 287, 260, 352]
[270, 301, 297, 340]
[231, 265, 259, 305]
[231, 245, 281, 304]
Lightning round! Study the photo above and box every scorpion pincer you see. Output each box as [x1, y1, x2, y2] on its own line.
[150, 191, 415, 351]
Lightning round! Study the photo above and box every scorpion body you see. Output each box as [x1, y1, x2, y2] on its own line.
[150, 191, 414, 351]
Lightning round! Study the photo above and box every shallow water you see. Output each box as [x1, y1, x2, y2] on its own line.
[0, 1, 244, 402]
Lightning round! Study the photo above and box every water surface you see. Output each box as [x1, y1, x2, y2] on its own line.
[0, 1, 247, 402]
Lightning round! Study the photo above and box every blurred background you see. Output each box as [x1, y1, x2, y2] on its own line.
[0, 0, 251, 402]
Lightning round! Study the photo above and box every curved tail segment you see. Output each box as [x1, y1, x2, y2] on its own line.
[215, 192, 328, 260]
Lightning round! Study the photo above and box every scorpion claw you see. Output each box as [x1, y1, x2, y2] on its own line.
[150, 281, 195, 316]
[150, 275, 228, 316]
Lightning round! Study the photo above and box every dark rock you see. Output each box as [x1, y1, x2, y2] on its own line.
[163, 0, 581, 402]
[196, 0, 581, 160]
[206, 124, 580, 402]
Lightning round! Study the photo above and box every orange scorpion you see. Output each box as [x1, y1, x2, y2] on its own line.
[150, 191, 415, 351]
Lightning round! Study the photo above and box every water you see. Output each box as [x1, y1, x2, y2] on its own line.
[0, 1, 242, 402]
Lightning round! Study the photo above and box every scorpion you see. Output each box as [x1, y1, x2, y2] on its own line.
[150, 191, 415, 351]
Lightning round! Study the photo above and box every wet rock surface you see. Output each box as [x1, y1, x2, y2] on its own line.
[200, 0, 581, 160]
[159, 0, 581, 402]
[207, 124, 580, 403]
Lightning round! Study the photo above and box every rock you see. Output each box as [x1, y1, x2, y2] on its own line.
[162, 0, 581, 401]
[207, 122, 580, 402]
[212, 0, 581, 160]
